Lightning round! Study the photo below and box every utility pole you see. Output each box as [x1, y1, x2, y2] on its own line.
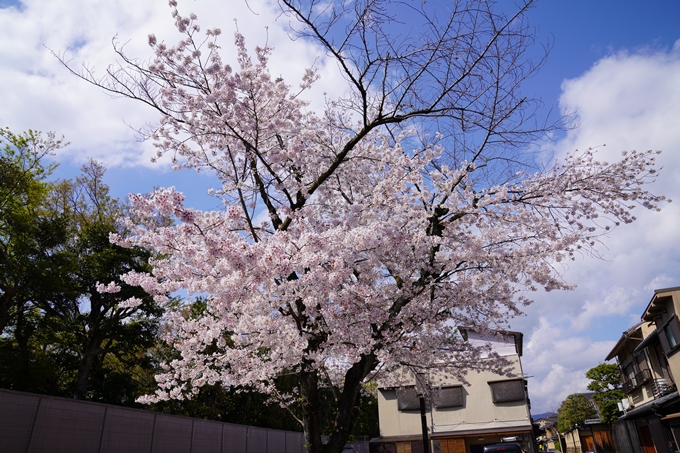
[415, 373, 431, 453]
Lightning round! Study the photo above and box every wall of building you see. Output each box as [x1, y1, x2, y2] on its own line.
[562, 429, 587, 453]
[611, 420, 644, 453]
[646, 289, 680, 389]
[377, 333, 531, 439]
[661, 289, 680, 384]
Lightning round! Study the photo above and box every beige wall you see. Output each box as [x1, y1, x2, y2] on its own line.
[563, 430, 585, 453]
[666, 289, 680, 320]
[667, 346, 680, 384]
[629, 383, 656, 407]
[649, 289, 680, 384]
[664, 290, 680, 382]
[652, 297, 676, 328]
[378, 357, 531, 438]
[640, 321, 657, 340]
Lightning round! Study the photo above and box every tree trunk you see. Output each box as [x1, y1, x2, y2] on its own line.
[299, 353, 379, 453]
[14, 305, 33, 391]
[0, 288, 16, 334]
[300, 369, 325, 453]
[75, 337, 101, 400]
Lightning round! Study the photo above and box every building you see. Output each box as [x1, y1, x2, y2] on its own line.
[373, 330, 535, 453]
[605, 286, 680, 453]
[560, 418, 616, 453]
[533, 414, 559, 451]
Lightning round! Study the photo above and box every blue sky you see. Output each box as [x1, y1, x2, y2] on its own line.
[1, 0, 679, 413]
[532, 2, 680, 81]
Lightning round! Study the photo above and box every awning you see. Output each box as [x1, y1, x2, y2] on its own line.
[634, 329, 660, 353]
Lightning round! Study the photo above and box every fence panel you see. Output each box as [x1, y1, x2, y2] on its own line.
[0, 390, 41, 452]
[28, 397, 106, 453]
[224, 423, 249, 453]
[286, 431, 304, 453]
[0, 389, 304, 453]
[248, 426, 269, 453]
[268, 429, 286, 453]
[192, 418, 224, 453]
[150, 413, 193, 453]
[99, 406, 155, 453]
[593, 428, 616, 453]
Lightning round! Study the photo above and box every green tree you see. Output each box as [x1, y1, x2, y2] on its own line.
[0, 129, 74, 393]
[557, 393, 597, 432]
[0, 128, 68, 334]
[45, 160, 162, 400]
[586, 363, 626, 424]
[0, 145, 161, 405]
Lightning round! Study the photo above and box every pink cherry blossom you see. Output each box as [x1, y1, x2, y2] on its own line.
[62, 2, 668, 452]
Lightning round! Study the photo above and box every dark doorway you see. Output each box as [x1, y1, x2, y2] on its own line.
[638, 425, 657, 453]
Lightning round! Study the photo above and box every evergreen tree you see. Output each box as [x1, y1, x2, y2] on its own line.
[0, 128, 68, 334]
[0, 128, 72, 393]
[44, 160, 162, 400]
[557, 394, 597, 432]
[586, 363, 626, 424]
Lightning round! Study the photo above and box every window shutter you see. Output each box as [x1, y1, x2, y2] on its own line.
[489, 379, 525, 403]
[433, 386, 464, 408]
[396, 387, 421, 411]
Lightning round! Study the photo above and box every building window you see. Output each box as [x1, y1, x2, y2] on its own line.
[623, 362, 635, 382]
[396, 387, 421, 411]
[634, 353, 650, 372]
[433, 386, 464, 408]
[489, 379, 525, 403]
[665, 324, 677, 349]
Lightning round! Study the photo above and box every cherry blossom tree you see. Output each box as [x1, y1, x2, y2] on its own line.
[60, 0, 666, 451]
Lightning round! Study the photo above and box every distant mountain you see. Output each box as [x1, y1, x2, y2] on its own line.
[532, 412, 557, 420]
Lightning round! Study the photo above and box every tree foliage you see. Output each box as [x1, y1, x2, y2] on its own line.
[586, 363, 625, 424]
[0, 128, 68, 334]
[557, 393, 598, 432]
[47, 160, 162, 400]
[60, 1, 666, 452]
[0, 138, 160, 404]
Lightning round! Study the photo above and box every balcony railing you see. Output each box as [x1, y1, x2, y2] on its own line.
[635, 369, 652, 385]
[622, 369, 652, 394]
[652, 378, 674, 398]
[622, 371, 675, 399]
[622, 378, 636, 394]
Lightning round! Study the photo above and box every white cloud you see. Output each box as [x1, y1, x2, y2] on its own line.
[568, 287, 638, 331]
[0, 0, 346, 169]
[522, 317, 617, 411]
[522, 41, 680, 413]
[529, 364, 591, 413]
